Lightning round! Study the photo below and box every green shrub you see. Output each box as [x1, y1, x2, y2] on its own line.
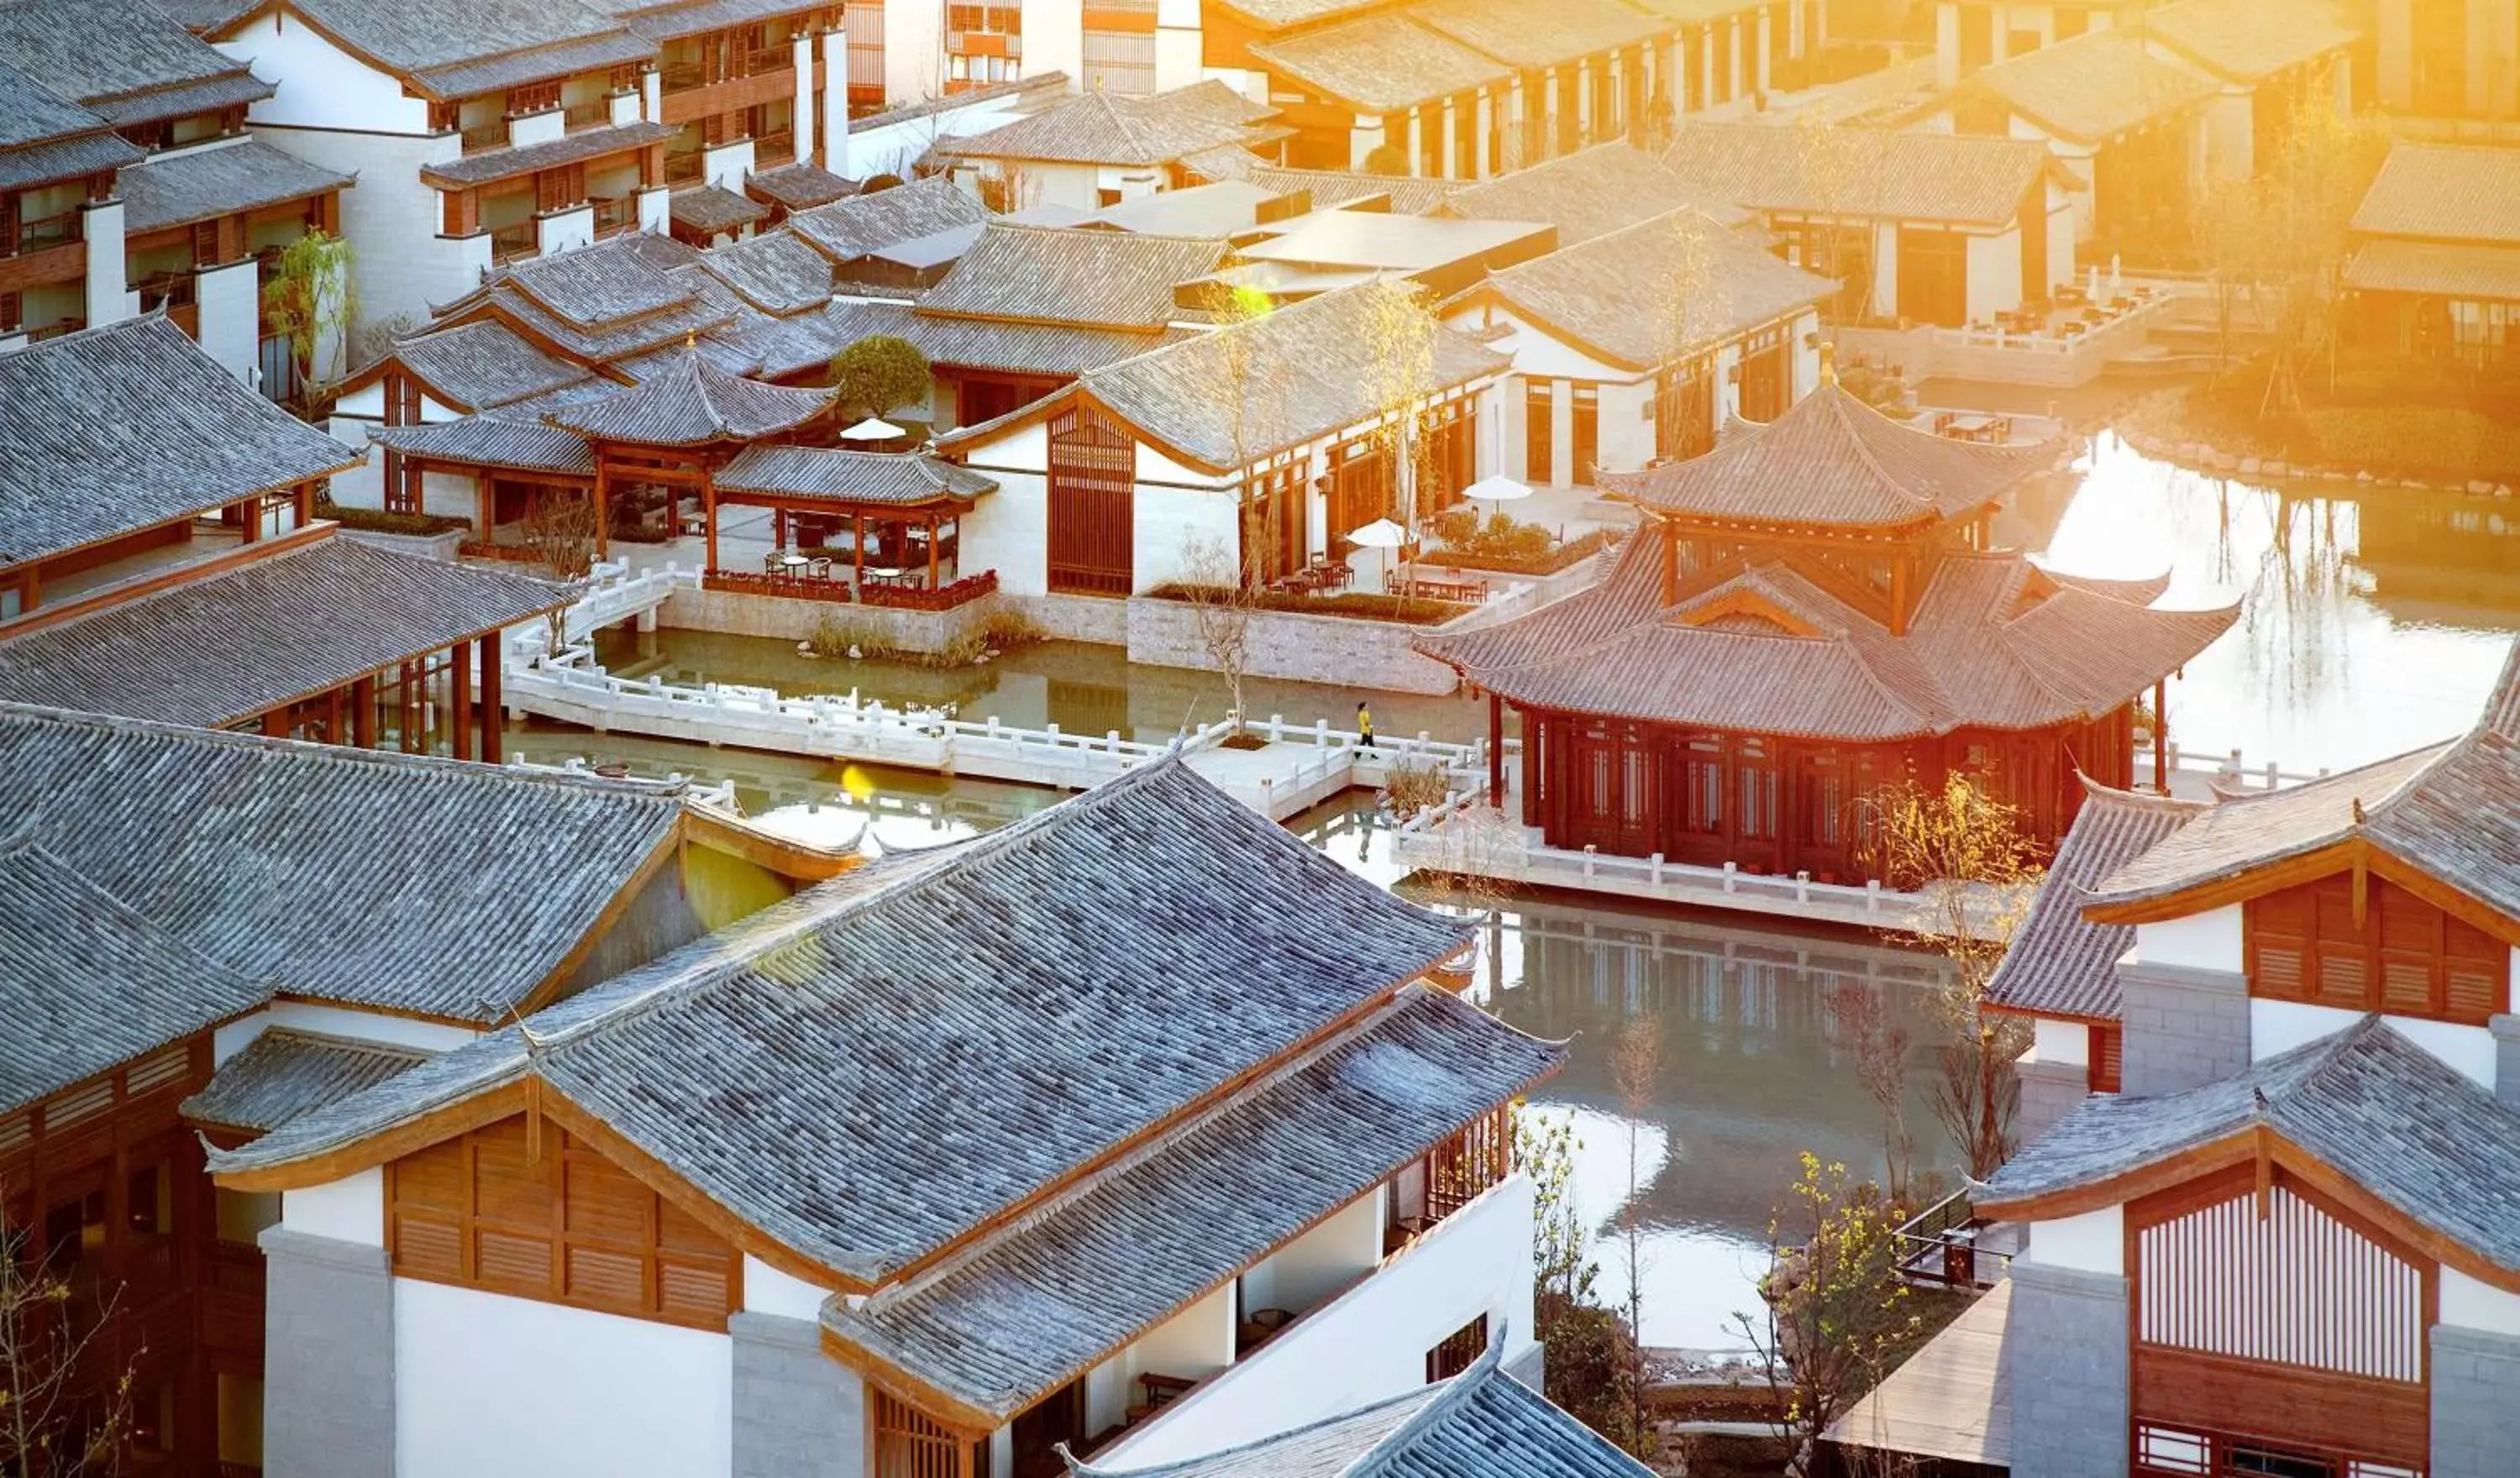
[1143, 583, 1468, 625]
[316, 496, 470, 537]
[2304, 405, 2520, 481]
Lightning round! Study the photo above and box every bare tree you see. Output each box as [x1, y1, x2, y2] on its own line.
[1611, 1014, 1662, 1462]
[522, 487, 599, 582]
[1861, 774, 2042, 1181]
[1175, 535, 1262, 740]
[1734, 1155, 1924, 1478]
[1829, 984, 1917, 1208]
[1355, 280, 1441, 551]
[2, 1221, 136, 1478]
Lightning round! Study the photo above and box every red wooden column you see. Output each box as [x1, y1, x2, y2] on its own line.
[260, 708, 289, 737]
[475, 475, 493, 542]
[449, 641, 474, 761]
[2153, 677, 2169, 794]
[1488, 691, 1505, 808]
[703, 464, 720, 575]
[927, 513, 939, 589]
[350, 674, 376, 749]
[294, 480, 316, 527]
[477, 635, 503, 765]
[593, 453, 612, 560]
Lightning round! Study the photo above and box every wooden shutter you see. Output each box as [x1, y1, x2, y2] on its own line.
[2091, 1024, 2123, 1094]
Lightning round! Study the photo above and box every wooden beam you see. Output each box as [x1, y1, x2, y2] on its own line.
[478, 636, 502, 766]
[449, 640, 474, 763]
[214, 1079, 531, 1193]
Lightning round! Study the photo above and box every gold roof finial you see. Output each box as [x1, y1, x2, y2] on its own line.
[1818, 338, 1838, 388]
[2350, 796, 2365, 825]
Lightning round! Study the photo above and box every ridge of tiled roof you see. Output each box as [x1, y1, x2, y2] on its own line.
[1242, 163, 1459, 215]
[385, 318, 599, 411]
[916, 223, 1228, 332]
[1066, 1328, 1653, 1477]
[0, 532, 570, 727]
[669, 181, 769, 236]
[1600, 380, 2064, 527]
[1458, 207, 1832, 370]
[0, 57, 144, 173]
[0, 700, 696, 1022]
[1985, 1016, 2520, 1274]
[2091, 640, 2520, 918]
[2139, 0, 2356, 82]
[0, 0, 264, 113]
[746, 160, 858, 211]
[700, 227, 839, 315]
[0, 832, 270, 1112]
[421, 119, 675, 190]
[1248, 10, 1512, 113]
[0, 316, 362, 568]
[286, 0, 655, 96]
[618, 0, 810, 43]
[542, 349, 835, 443]
[1986, 781, 2209, 1021]
[1662, 121, 2066, 228]
[827, 987, 1563, 1422]
[714, 446, 994, 505]
[369, 413, 596, 474]
[1444, 141, 1752, 243]
[213, 758, 1472, 1284]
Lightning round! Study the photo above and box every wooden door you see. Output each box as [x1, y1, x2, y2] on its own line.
[1046, 405, 1135, 595]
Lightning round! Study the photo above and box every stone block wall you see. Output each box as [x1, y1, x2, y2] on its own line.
[1002, 590, 1130, 647]
[2118, 961, 2251, 1098]
[1124, 597, 1460, 696]
[2016, 1058, 2089, 1147]
[2434, 1324, 2520, 1478]
[732, 1313, 864, 1478]
[260, 1228, 395, 1478]
[658, 586, 1003, 656]
[2008, 1261, 2131, 1478]
[2492, 1014, 2519, 1110]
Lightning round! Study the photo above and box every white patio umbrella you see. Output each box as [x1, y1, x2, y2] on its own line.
[841, 416, 906, 443]
[2108, 253, 2124, 301]
[2087, 264, 2103, 302]
[1348, 516, 1408, 593]
[1463, 474, 1532, 511]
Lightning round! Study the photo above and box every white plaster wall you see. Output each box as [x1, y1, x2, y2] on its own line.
[1154, 25, 1203, 93]
[1444, 302, 1628, 385]
[282, 1167, 384, 1247]
[2031, 1017, 2089, 1067]
[540, 204, 596, 257]
[213, 1010, 270, 1066]
[705, 139, 757, 191]
[1024, 0, 1083, 86]
[2202, 88, 2253, 181]
[821, 31, 851, 171]
[511, 110, 565, 149]
[84, 200, 129, 329]
[220, 11, 433, 134]
[1790, 309, 1821, 397]
[394, 1280, 732, 1478]
[265, 1000, 481, 1053]
[249, 123, 468, 339]
[197, 257, 262, 381]
[2443, 1267, 2520, 1338]
[2250, 1000, 2497, 1092]
[1871, 223, 1899, 321]
[1243, 1189, 1383, 1318]
[638, 185, 673, 234]
[2026, 1205, 2123, 1276]
[2131, 907, 2243, 973]
[1596, 377, 1656, 474]
[1134, 482, 1238, 591]
[1131, 1282, 1236, 1386]
[1964, 226, 2024, 322]
[881, 0, 947, 113]
[2044, 197, 2076, 294]
[741, 1255, 831, 1320]
[1099, 1174, 1536, 1468]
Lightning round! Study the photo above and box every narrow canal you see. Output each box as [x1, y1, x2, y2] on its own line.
[518, 429, 2520, 1352]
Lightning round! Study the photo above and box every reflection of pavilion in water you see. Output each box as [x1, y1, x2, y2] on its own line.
[1482, 896, 1959, 1243]
[2332, 482, 2520, 628]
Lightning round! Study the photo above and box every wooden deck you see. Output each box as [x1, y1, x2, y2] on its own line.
[1825, 1279, 2012, 1470]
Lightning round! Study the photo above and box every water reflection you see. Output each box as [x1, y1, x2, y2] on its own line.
[2029, 432, 2519, 771]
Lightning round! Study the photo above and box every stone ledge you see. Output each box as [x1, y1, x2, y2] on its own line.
[730, 1310, 824, 1350]
[2118, 959, 2248, 997]
[2010, 1259, 2127, 1301]
[260, 1225, 391, 1271]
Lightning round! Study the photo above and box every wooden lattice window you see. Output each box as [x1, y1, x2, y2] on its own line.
[1046, 404, 1135, 595]
[2090, 1022, 2122, 1094]
[507, 79, 563, 116]
[2244, 873, 2507, 1026]
[386, 1116, 742, 1329]
[1425, 1314, 1488, 1381]
[1426, 1105, 1511, 1221]
[871, 1388, 983, 1478]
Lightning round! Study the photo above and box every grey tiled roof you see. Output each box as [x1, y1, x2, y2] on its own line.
[1206, 0, 1379, 29]
[0, 122, 144, 187]
[181, 1029, 430, 1135]
[945, 284, 1505, 473]
[1964, 29, 2216, 144]
[215, 760, 1472, 1284]
[900, 314, 1180, 377]
[714, 446, 994, 506]
[290, 0, 654, 97]
[1245, 165, 1459, 216]
[788, 176, 994, 262]
[1986, 1017, 2520, 1275]
[0, 0, 262, 117]
[0, 532, 570, 727]
[829, 986, 1562, 1421]
[1460, 208, 1832, 370]
[701, 228, 837, 314]
[435, 238, 737, 366]
[0, 317, 362, 568]
[1602, 381, 2061, 526]
[747, 160, 858, 211]
[370, 413, 598, 473]
[0, 702, 691, 1022]
[0, 836, 267, 1112]
[2351, 141, 2520, 244]
[669, 181, 768, 235]
[1250, 11, 1510, 112]
[387, 320, 599, 411]
[1067, 1337, 1655, 1478]
[543, 350, 834, 443]
[621, 0, 812, 43]
[419, 120, 675, 189]
[1663, 122, 2062, 228]
[0, 58, 117, 147]
[144, 0, 260, 30]
[2344, 239, 2520, 300]
[121, 139, 351, 233]
[918, 223, 1226, 331]
[1443, 143, 1749, 244]
[2142, 0, 2356, 81]
[1985, 783, 2206, 1021]
[1412, 0, 1667, 69]
[938, 87, 1272, 168]
[501, 228, 706, 325]
[1420, 537, 2237, 742]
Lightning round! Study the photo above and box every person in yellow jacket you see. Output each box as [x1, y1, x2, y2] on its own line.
[1356, 700, 1375, 755]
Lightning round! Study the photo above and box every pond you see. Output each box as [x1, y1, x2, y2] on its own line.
[526, 418, 2520, 1355]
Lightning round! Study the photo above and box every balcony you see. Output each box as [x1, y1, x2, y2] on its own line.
[460, 118, 507, 154]
[753, 128, 796, 169]
[664, 150, 704, 186]
[565, 97, 612, 131]
[8, 206, 81, 255]
[136, 270, 200, 337]
[489, 220, 538, 264]
[1890, 1189, 2017, 1292]
[593, 194, 636, 238]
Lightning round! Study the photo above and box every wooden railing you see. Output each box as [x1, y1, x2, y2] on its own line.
[460, 118, 507, 153]
[861, 569, 997, 611]
[8, 207, 81, 255]
[659, 61, 706, 92]
[565, 97, 612, 130]
[593, 195, 636, 237]
[489, 220, 537, 263]
[664, 151, 704, 186]
[1891, 1190, 2009, 1291]
[704, 568, 856, 603]
[1425, 1105, 1511, 1221]
[753, 129, 796, 168]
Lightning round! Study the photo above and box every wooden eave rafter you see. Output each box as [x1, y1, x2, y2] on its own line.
[1625, 496, 1961, 544]
[681, 802, 863, 882]
[509, 823, 687, 1016]
[1675, 585, 1828, 637]
[1984, 1127, 2520, 1293]
[2080, 835, 2520, 946]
